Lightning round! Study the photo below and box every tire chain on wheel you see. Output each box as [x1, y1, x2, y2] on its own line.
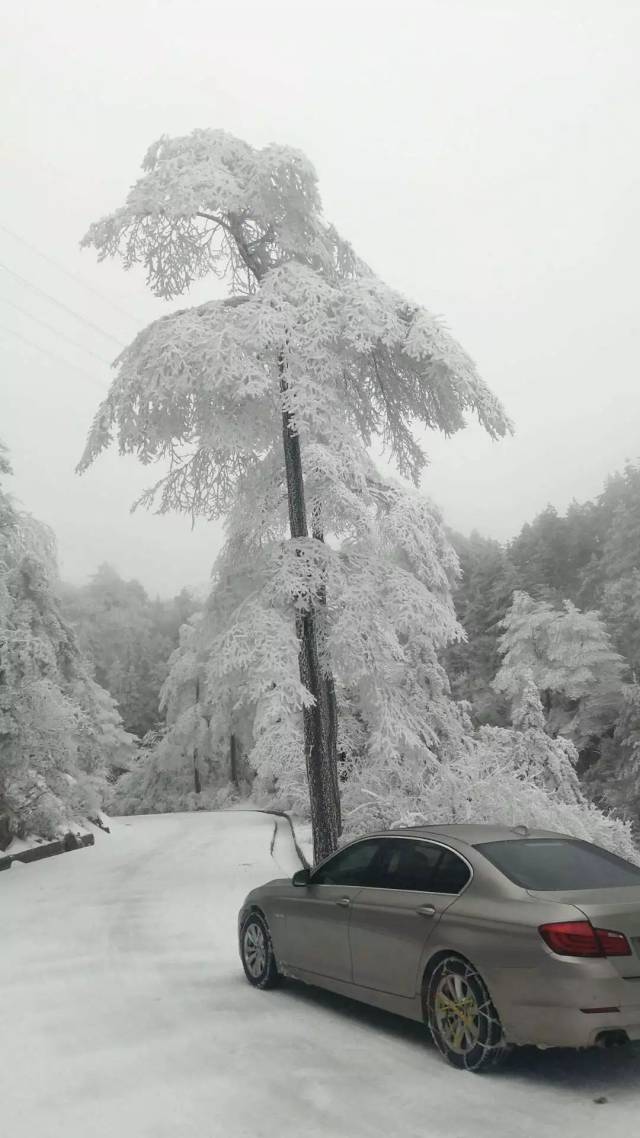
[426, 956, 508, 1072]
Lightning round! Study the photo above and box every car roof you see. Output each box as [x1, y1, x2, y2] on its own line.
[366, 823, 569, 847]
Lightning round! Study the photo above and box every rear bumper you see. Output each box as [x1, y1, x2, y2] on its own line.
[488, 959, 640, 1048]
[502, 1002, 640, 1048]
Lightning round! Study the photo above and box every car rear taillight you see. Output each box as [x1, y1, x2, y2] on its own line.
[540, 921, 601, 956]
[595, 928, 632, 957]
[539, 921, 632, 958]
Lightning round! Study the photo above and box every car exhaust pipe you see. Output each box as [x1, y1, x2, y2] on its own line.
[595, 1029, 629, 1049]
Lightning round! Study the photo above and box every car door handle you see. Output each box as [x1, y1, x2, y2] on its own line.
[335, 897, 351, 907]
[416, 904, 436, 917]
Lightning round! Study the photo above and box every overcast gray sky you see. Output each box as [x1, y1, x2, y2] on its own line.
[2, 0, 638, 596]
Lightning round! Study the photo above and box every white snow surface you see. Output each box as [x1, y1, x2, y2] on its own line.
[2, 810, 640, 1137]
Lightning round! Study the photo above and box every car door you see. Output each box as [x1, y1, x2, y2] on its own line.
[280, 838, 384, 983]
[349, 838, 471, 998]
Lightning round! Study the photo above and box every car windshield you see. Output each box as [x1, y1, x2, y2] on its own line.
[475, 838, 640, 891]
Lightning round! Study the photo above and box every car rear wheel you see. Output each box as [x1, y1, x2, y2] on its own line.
[425, 955, 508, 1072]
[240, 912, 280, 989]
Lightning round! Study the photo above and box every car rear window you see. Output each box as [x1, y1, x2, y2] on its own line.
[474, 838, 640, 891]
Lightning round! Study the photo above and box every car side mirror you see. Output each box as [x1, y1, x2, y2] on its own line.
[292, 867, 311, 887]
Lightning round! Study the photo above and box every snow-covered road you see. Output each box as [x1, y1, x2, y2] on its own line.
[2, 811, 640, 1138]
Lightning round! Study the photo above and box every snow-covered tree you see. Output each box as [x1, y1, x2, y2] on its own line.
[582, 683, 640, 821]
[0, 451, 134, 845]
[79, 128, 510, 861]
[602, 570, 640, 680]
[337, 661, 636, 863]
[612, 684, 640, 814]
[425, 736, 638, 863]
[447, 531, 517, 723]
[116, 469, 470, 832]
[486, 672, 582, 804]
[325, 483, 467, 819]
[110, 614, 229, 814]
[494, 591, 625, 746]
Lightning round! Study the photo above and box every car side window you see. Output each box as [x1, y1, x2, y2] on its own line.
[433, 849, 471, 894]
[378, 840, 443, 891]
[311, 840, 382, 886]
[375, 840, 471, 893]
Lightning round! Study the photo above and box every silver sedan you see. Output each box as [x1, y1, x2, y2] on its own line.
[238, 823, 640, 1071]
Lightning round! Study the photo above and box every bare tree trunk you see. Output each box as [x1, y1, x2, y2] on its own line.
[312, 511, 342, 837]
[230, 733, 239, 788]
[279, 358, 340, 863]
[193, 677, 201, 795]
[323, 671, 341, 832]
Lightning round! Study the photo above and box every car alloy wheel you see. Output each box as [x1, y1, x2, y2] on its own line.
[426, 955, 507, 1072]
[244, 922, 266, 978]
[240, 912, 280, 989]
[435, 971, 481, 1054]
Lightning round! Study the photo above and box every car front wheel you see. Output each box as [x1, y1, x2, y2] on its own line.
[240, 912, 280, 990]
[425, 955, 508, 1072]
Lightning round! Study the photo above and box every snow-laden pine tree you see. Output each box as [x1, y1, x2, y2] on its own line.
[447, 531, 517, 723]
[325, 481, 470, 831]
[486, 670, 582, 804]
[79, 129, 510, 861]
[0, 449, 134, 846]
[494, 591, 625, 746]
[363, 663, 637, 862]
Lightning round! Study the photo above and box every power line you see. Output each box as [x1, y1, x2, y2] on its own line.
[0, 322, 109, 392]
[0, 297, 114, 365]
[0, 260, 125, 348]
[0, 222, 144, 326]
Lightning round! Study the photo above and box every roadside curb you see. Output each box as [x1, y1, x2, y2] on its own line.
[258, 809, 310, 868]
[0, 832, 95, 871]
[228, 806, 310, 868]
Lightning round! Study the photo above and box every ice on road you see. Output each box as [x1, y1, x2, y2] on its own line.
[2, 811, 640, 1138]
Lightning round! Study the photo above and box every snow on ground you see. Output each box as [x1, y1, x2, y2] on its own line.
[2, 811, 640, 1138]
